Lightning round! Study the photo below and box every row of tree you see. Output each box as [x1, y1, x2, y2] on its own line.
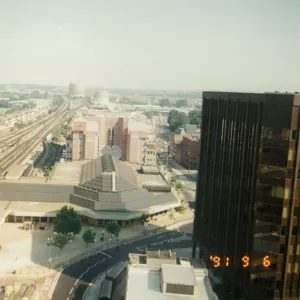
[167, 109, 201, 132]
[50, 206, 121, 252]
[159, 98, 188, 108]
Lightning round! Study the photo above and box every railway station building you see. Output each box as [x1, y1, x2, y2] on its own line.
[0, 153, 180, 227]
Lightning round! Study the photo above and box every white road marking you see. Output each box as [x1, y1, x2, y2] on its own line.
[69, 287, 73, 294]
[48, 271, 62, 298]
[58, 233, 170, 298]
[79, 258, 107, 279]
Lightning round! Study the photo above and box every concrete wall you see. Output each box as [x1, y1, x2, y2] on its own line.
[84, 131, 97, 160]
[70, 194, 95, 210]
[73, 186, 99, 201]
[127, 134, 140, 163]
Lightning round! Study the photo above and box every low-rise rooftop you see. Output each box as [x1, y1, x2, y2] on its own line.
[126, 264, 213, 300]
[162, 264, 196, 286]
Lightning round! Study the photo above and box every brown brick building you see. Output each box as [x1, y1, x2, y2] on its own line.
[182, 134, 200, 170]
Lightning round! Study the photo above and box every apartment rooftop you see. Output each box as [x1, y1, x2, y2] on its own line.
[126, 252, 214, 300]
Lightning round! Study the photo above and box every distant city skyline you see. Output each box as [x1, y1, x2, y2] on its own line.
[0, 0, 299, 92]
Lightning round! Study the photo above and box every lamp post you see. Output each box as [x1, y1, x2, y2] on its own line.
[166, 154, 172, 170]
[47, 237, 53, 270]
[105, 239, 111, 276]
[169, 213, 176, 250]
[187, 152, 191, 173]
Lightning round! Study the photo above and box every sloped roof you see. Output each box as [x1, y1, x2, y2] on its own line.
[101, 153, 115, 172]
[80, 154, 137, 192]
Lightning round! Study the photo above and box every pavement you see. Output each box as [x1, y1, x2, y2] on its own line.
[52, 231, 192, 300]
[0, 219, 195, 299]
[0, 206, 193, 274]
[1, 269, 60, 300]
[165, 160, 197, 204]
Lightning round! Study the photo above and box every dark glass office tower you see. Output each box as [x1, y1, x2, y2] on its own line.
[193, 92, 300, 300]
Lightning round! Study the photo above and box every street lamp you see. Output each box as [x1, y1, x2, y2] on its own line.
[47, 237, 53, 270]
[105, 238, 112, 276]
[166, 154, 172, 170]
[187, 152, 191, 173]
[100, 230, 104, 241]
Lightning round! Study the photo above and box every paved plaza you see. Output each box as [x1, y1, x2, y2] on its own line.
[0, 208, 193, 275]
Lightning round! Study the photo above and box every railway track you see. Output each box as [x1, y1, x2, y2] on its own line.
[0, 98, 69, 172]
[0, 110, 64, 145]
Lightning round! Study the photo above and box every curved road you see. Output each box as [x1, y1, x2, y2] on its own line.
[52, 229, 192, 300]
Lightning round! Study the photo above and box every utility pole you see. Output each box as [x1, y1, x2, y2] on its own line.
[105, 239, 111, 276]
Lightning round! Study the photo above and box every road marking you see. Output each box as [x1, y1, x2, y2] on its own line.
[99, 251, 111, 258]
[69, 287, 73, 294]
[79, 258, 107, 279]
[56, 233, 172, 298]
[48, 271, 62, 298]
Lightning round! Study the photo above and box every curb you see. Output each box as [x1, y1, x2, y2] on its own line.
[82, 284, 90, 300]
[0, 217, 194, 277]
[50, 218, 193, 270]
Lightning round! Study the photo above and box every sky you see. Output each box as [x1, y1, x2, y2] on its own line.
[0, 0, 299, 91]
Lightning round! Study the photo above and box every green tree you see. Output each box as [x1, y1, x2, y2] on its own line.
[175, 181, 183, 190]
[53, 206, 82, 235]
[143, 110, 155, 119]
[170, 176, 177, 185]
[82, 228, 96, 248]
[140, 213, 148, 224]
[106, 221, 120, 237]
[52, 233, 69, 254]
[175, 205, 186, 214]
[175, 99, 187, 108]
[159, 98, 170, 107]
[188, 109, 201, 127]
[168, 109, 188, 132]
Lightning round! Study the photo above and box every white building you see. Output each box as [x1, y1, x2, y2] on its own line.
[126, 251, 216, 300]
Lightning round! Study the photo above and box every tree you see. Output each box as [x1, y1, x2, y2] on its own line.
[175, 205, 186, 214]
[52, 233, 68, 254]
[170, 176, 177, 185]
[140, 213, 148, 224]
[106, 221, 120, 237]
[53, 206, 82, 235]
[175, 99, 187, 108]
[168, 109, 188, 132]
[159, 98, 170, 107]
[175, 181, 183, 190]
[143, 110, 156, 119]
[188, 109, 201, 127]
[82, 228, 96, 248]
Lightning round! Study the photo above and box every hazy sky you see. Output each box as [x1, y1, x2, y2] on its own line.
[0, 0, 299, 91]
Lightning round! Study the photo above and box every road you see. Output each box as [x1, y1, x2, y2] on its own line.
[0, 182, 73, 202]
[52, 230, 191, 300]
[167, 159, 197, 205]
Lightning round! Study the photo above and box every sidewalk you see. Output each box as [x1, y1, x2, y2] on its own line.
[0, 269, 59, 300]
[0, 208, 194, 276]
[0, 218, 194, 300]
